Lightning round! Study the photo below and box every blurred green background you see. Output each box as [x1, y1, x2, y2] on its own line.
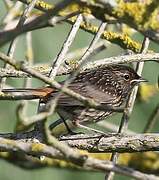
[0, 1, 159, 180]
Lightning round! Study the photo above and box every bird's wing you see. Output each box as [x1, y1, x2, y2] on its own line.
[50, 82, 116, 107]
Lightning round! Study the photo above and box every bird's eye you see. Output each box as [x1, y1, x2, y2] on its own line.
[124, 74, 130, 80]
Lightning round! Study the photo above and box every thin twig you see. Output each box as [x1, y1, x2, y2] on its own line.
[143, 104, 159, 133]
[3, 0, 14, 9]
[33, 22, 108, 132]
[0, 39, 18, 90]
[3, 1, 22, 24]
[83, 53, 159, 70]
[59, 133, 159, 153]
[16, 0, 38, 27]
[34, 13, 83, 132]
[16, 31, 34, 130]
[42, 21, 108, 157]
[0, 0, 38, 90]
[105, 37, 150, 180]
[49, 14, 83, 79]
[0, 0, 75, 46]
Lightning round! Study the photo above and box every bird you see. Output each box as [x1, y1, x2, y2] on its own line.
[2, 65, 147, 135]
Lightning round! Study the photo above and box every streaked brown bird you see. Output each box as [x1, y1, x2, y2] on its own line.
[2, 65, 147, 134]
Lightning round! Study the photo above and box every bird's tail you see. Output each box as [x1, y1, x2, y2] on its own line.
[1, 87, 54, 100]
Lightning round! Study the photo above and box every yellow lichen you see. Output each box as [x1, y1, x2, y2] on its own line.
[139, 83, 159, 101]
[114, 1, 146, 24]
[144, 8, 159, 30]
[31, 143, 45, 152]
[115, 0, 159, 31]
[27, 0, 52, 10]
[74, 19, 141, 52]
[102, 31, 141, 52]
[20, 0, 143, 52]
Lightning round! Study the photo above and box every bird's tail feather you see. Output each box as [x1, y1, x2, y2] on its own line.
[1, 87, 54, 100]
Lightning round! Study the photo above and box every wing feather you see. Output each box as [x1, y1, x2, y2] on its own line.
[50, 82, 116, 107]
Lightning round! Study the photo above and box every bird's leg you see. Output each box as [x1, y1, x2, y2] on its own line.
[59, 115, 77, 135]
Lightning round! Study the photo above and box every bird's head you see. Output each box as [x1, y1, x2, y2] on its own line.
[110, 65, 147, 96]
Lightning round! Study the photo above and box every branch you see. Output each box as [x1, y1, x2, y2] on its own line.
[0, 52, 158, 78]
[60, 133, 159, 153]
[0, 0, 75, 46]
[0, 0, 143, 53]
[0, 132, 159, 153]
[79, 0, 159, 45]
[13, 0, 159, 51]
[105, 36, 150, 180]
[0, 136, 158, 180]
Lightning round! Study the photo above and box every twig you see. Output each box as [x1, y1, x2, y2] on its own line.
[0, 38, 18, 90]
[49, 14, 83, 79]
[105, 37, 150, 180]
[59, 133, 159, 153]
[33, 9, 82, 129]
[0, 0, 75, 46]
[83, 53, 159, 70]
[143, 104, 159, 133]
[0, 42, 107, 78]
[65, 41, 107, 63]
[16, 0, 38, 27]
[77, 22, 107, 65]
[16, 31, 34, 131]
[0, 0, 38, 90]
[3, 1, 22, 24]
[3, 0, 14, 9]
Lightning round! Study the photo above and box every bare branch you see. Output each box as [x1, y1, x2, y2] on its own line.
[49, 14, 83, 79]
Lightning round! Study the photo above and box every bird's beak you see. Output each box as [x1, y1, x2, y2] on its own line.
[131, 77, 148, 84]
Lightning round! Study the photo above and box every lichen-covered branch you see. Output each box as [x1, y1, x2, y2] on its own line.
[0, 0, 143, 52]
[0, 135, 158, 180]
[0, 52, 158, 78]
[0, 131, 159, 154]
[59, 133, 159, 153]
[14, 0, 159, 49]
